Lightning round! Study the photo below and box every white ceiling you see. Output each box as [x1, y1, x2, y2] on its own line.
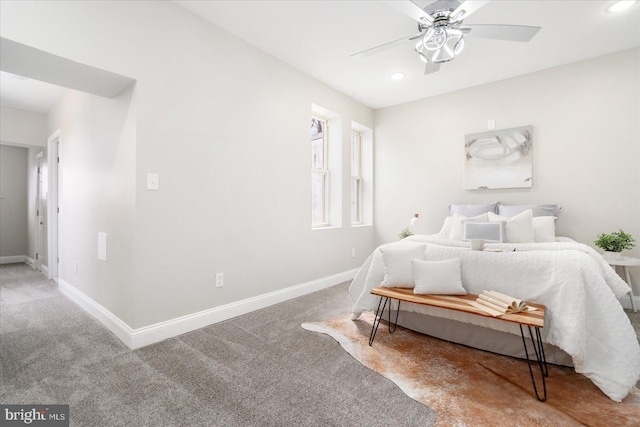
[1, 1, 638, 113]
[176, 0, 640, 109]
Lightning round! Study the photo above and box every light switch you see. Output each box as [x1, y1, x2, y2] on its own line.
[147, 173, 159, 190]
[98, 232, 107, 261]
[488, 119, 496, 130]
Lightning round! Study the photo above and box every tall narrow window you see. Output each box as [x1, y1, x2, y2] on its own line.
[351, 121, 372, 226]
[311, 116, 328, 226]
[351, 130, 362, 224]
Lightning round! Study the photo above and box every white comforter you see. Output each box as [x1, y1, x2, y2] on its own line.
[349, 234, 640, 402]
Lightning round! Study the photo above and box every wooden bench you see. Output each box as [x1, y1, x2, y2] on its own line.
[368, 286, 548, 401]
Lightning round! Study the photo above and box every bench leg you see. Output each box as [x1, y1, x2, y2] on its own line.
[369, 297, 388, 346]
[388, 300, 401, 334]
[369, 298, 401, 346]
[519, 324, 548, 401]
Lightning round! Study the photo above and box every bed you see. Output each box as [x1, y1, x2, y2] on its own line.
[349, 206, 640, 402]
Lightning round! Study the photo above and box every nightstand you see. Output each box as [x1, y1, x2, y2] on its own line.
[606, 256, 640, 312]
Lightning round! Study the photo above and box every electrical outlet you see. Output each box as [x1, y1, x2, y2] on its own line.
[74, 261, 78, 273]
[351, 248, 356, 258]
[215, 273, 224, 288]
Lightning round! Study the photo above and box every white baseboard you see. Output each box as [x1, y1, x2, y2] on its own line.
[619, 294, 640, 312]
[57, 268, 358, 350]
[0, 255, 26, 264]
[57, 278, 135, 348]
[22, 256, 48, 275]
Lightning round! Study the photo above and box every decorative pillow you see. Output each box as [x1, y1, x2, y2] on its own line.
[449, 203, 499, 217]
[532, 216, 557, 242]
[438, 216, 454, 237]
[462, 221, 506, 242]
[449, 212, 489, 241]
[380, 245, 426, 288]
[498, 203, 561, 217]
[488, 210, 535, 243]
[412, 259, 467, 295]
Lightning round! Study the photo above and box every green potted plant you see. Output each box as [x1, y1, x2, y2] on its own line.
[594, 229, 636, 260]
[399, 228, 413, 240]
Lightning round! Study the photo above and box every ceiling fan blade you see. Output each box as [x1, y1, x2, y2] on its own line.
[351, 33, 423, 59]
[383, 1, 433, 25]
[450, 1, 489, 24]
[462, 24, 541, 42]
[424, 61, 441, 75]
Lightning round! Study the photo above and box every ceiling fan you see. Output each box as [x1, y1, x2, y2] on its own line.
[351, 0, 541, 75]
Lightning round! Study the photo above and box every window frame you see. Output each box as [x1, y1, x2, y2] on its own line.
[351, 130, 363, 225]
[311, 115, 330, 228]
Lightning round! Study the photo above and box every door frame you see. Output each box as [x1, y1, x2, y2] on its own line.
[34, 151, 44, 271]
[47, 130, 60, 281]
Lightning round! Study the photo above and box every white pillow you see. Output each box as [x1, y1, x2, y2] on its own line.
[380, 245, 426, 288]
[449, 212, 489, 241]
[532, 216, 557, 242]
[498, 203, 561, 217]
[462, 221, 506, 242]
[488, 210, 535, 243]
[438, 216, 454, 237]
[412, 259, 467, 295]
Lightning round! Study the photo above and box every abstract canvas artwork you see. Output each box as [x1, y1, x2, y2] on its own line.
[464, 125, 533, 190]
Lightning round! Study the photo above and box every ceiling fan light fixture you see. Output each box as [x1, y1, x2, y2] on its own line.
[431, 48, 444, 63]
[423, 27, 447, 51]
[421, 27, 465, 64]
[607, 1, 637, 12]
[454, 37, 465, 55]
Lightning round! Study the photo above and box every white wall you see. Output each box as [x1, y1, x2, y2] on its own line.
[1, 1, 375, 329]
[0, 145, 28, 257]
[126, 3, 375, 328]
[374, 48, 640, 291]
[46, 87, 137, 325]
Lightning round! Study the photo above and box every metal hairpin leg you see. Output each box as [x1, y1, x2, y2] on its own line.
[369, 297, 400, 346]
[388, 300, 400, 333]
[519, 324, 548, 401]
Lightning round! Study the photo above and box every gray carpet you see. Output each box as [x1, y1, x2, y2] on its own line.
[0, 263, 437, 427]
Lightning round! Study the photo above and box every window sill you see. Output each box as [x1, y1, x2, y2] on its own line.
[312, 225, 342, 231]
[351, 223, 373, 228]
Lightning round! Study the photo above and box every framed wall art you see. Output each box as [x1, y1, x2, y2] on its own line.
[464, 125, 533, 190]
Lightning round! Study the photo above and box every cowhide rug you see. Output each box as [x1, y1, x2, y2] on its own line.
[302, 313, 640, 427]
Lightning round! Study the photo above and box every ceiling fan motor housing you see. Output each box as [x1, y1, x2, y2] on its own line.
[419, 0, 463, 30]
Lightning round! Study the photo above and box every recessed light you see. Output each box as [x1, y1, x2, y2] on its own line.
[390, 72, 405, 80]
[607, 0, 637, 12]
